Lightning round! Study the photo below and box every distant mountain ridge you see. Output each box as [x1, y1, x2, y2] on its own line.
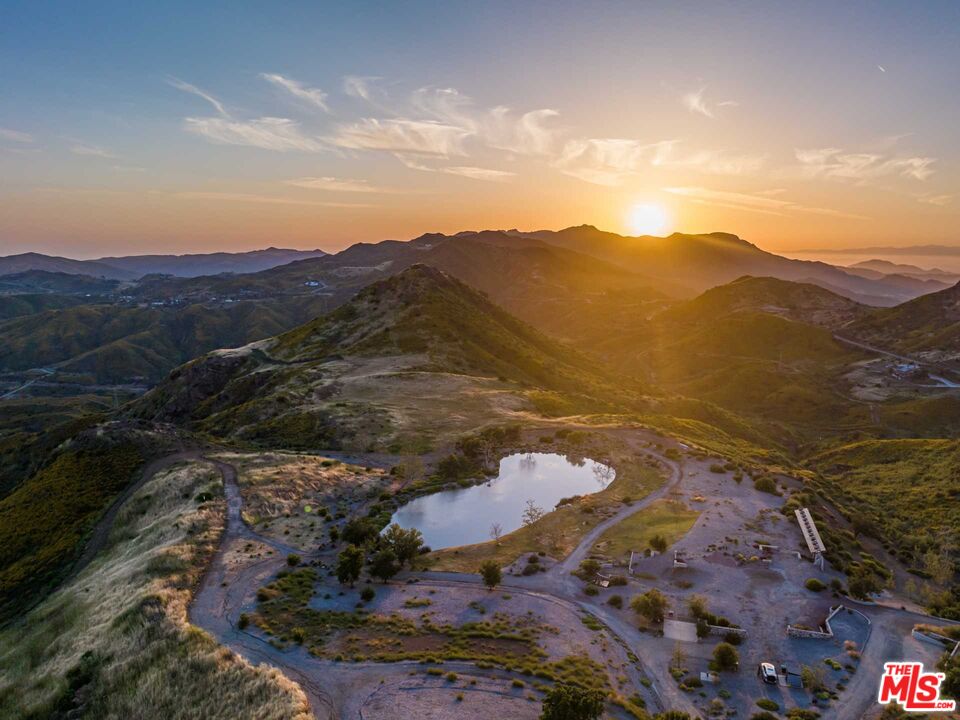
[512, 225, 950, 305]
[0, 247, 328, 280]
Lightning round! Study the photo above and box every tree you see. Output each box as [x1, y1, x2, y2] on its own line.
[479, 560, 502, 590]
[671, 642, 687, 671]
[688, 594, 708, 619]
[522, 499, 545, 526]
[923, 549, 955, 586]
[342, 517, 378, 546]
[712, 642, 739, 671]
[847, 567, 882, 599]
[539, 683, 605, 720]
[937, 651, 960, 701]
[630, 589, 669, 624]
[649, 534, 668, 553]
[800, 663, 827, 692]
[369, 548, 399, 583]
[490, 522, 504, 545]
[383, 524, 424, 567]
[336, 545, 364, 587]
[400, 455, 425, 488]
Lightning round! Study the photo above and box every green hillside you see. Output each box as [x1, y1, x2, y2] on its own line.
[128, 265, 643, 451]
[848, 281, 960, 354]
[0, 296, 334, 383]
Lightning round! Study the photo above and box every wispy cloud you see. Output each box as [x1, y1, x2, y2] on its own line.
[167, 77, 228, 116]
[286, 176, 393, 193]
[172, 191, 371, 208]
[184, 117, 326, 152]
[555, 138, 676, 186]
[917, 193, 952, 206]
[261, 73, 329, 112]
[682, 87, 737, 119]
[665, 186, 868, 220]
[394, 154, 514, 182]
[555, 138, 762, 186]
[485, 107, 561, 156]
[70, 143, 117, 158]
[795, 147, 936, 181]
[0, 127, 33, 143]
[441, 166, 515, 181]
[343, 76, 381, 103]
[329, 117, 471, 156]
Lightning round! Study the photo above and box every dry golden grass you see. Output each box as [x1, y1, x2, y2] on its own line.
[215, 451, 388, 549]
[426, 458, 664, 572]
[0, 461, 311, 720]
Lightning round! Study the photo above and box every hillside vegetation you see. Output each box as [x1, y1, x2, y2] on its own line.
[0, 460, 311, 719]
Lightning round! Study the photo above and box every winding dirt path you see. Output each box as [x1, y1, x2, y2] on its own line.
[182, 444, 954, 720]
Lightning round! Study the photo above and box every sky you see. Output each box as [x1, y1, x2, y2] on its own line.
[1, 1, 959, 259]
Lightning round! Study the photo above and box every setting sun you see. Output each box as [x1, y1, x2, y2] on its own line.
[627, 203, 670, 236]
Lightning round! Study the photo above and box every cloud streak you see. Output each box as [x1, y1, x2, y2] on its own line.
[286, 176, 394, 193]
[665, 186, 868, 220]
[795, 147, 936, 181]
[329, 117, 471, 156]
[70, 143, 116, 158]
[167, 77, 228, 116]
[0, 127, 33, 143]
[682, 87, 737, 118]
[261, 73, 329, 112]
[184, 117, 326, 152]
[555, 138, 763, 186]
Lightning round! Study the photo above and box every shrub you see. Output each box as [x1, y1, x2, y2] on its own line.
[649, 534, 668, 553]
[756, 698, 779, 711]
[608, 594, 624, 609]
[445, 672, 458, 681]
[712, 642, 739, 671]
[360, 587, 375, 602]
[584, 585, 599, 596]
[540, 684, 605, 720]
[754, 476, 779, 495]
[512, 679, 525, 688]
[480, 560, 502, 589]
[286, 553, 301, 567]
[709, 464, 725, 473]
[724, 631, 743, 646]
[805, 578, 826, 592]
[609, 575, 628, 586]
[631, 589, 669, 623]
[238, 613, 249, 629]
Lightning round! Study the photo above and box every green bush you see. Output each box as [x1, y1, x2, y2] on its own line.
[805, 577, 826, 592]
[756, 698, 779, 711]
[360, 587, 375, 602]
[754, 476, 779, 495]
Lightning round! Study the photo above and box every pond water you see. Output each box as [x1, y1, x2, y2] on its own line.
[388, 452, 615, 550]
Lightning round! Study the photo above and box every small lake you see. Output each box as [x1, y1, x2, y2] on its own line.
[388, 452, 615, 550]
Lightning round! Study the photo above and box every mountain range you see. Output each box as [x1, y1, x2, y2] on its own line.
[0, 247, 328, 280]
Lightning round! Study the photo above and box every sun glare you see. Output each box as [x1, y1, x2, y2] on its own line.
[627, 203, 670, 236]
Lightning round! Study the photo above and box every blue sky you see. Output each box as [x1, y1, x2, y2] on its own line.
[2, 1, 958, 257]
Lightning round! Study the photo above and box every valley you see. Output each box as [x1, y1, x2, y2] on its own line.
[1, 232, 959, 720]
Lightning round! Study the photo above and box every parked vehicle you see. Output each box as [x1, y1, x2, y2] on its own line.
[758, 662, 778, 685]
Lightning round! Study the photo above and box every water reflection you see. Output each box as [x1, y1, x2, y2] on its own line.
[388, 452, 615, 550]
